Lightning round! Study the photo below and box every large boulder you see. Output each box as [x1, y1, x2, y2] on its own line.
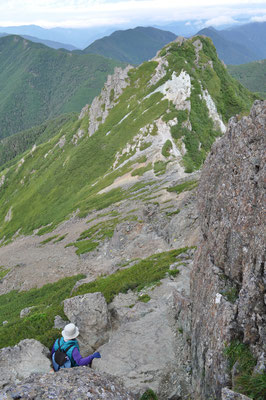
[63, 292, 110, 354]
[191, 100, 266, 399]
[2, 367, 137, 400]
[0, 339, 51, 388]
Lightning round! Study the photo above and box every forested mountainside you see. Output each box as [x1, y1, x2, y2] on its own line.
[83, 26, 176, 64]
[228, 59, 266, 99]
[0, 35, 123, 139]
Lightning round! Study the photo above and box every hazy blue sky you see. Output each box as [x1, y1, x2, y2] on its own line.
[0, 0, 265, 28]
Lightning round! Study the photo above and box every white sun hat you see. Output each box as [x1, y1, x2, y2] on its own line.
[62, 323, 79, 340]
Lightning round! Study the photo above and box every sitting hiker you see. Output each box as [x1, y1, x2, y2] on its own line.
[51, 322, 101, 371]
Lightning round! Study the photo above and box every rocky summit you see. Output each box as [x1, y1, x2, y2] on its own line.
[0, 34, 264, 400]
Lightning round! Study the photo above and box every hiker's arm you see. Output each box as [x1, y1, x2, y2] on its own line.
[72, 348, 96, 366]
[51, 343, 55, 355]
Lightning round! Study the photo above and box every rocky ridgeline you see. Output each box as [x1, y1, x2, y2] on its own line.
[190, 100, 265, 399]
[79, 65, 133, 137]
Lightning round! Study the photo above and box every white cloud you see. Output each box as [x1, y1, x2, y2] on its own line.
[250, 14, 266, 22]
[0, 0, 266, 28]
[204, 15, 239, 27]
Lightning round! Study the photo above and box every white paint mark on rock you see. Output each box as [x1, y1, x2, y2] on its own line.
[215, 293, 223, 304]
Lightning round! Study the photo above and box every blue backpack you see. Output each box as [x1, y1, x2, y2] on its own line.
[52, 339, 75, 371]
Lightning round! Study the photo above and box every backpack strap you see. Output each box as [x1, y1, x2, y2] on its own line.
[65, 343, 75, 354]
[56, 338, 75, 355]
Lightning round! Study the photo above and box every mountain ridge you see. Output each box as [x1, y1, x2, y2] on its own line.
[0, 35, 256, 245]
[0, 32, 77, 51]
[83, 26, 177, 64]
[197, 22, 266, 64]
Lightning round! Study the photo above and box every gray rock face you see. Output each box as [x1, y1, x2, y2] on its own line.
[63, 292, 110, 354]
[94, 271, 193, 399]
[0, 339, 51, 388]
[53, 315, 67, 330]
[222, 388, 252, 400]
[88, 66, 133, 136]
[2, 368, 137, 400]
[20, 306, 35, 318]
[191, 100, 266, 399]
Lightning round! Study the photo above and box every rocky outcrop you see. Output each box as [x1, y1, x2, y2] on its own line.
[190, 100, 266, 399]
[0, 339, 51, 389]
[88, 66, 133, 136]
[222, 388, 252, 400]
[63, 292, 110, 354]
[2, 367, 137, 400]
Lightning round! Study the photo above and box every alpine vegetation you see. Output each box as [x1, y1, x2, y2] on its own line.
[0, 36, 256, 244]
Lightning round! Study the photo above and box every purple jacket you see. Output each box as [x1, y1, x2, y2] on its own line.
[51, 341, 95, 366]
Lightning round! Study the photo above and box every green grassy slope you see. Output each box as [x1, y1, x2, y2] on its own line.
[228, 60, 266, 99]
[0, 36, 256, 243]
[83, 26, 176, 64]
[0, 35, 123, 139]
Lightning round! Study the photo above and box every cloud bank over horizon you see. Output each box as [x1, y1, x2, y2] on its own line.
[0, 0, 265, 29]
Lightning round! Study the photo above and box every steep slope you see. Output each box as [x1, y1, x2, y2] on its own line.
[197, 22, 266, 65]
[0, 35, 123, 139]
[191, 100, 265, 399]
[83, 26, 176, 64]
[228, 59, 266, 99]
[0, 36, 256, 246]
[0, 113, 77, 169]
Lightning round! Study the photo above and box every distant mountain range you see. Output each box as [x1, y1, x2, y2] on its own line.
[0, 32, 77, 51]
[197, 22, 266, 64]
[83, 26, 177, 64]
[0, 35, 122, 139]
[0, 24, 117, 49]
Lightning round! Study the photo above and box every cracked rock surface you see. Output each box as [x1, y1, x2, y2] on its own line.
[191, 100, 266, 399]
[1, 368, 137, 400]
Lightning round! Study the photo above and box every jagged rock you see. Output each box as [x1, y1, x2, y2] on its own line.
[0, 339, 51, 388]
[2, 367, 137, 400]
[221, 388, 252, 400]
[88, 66, 133, 136]
[53, 315, 67, 330]
[94, 278, 192, 399]
[63, 292, 110, 354]
[191, 100, 266, 399]
[20, 306, 35, 318]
